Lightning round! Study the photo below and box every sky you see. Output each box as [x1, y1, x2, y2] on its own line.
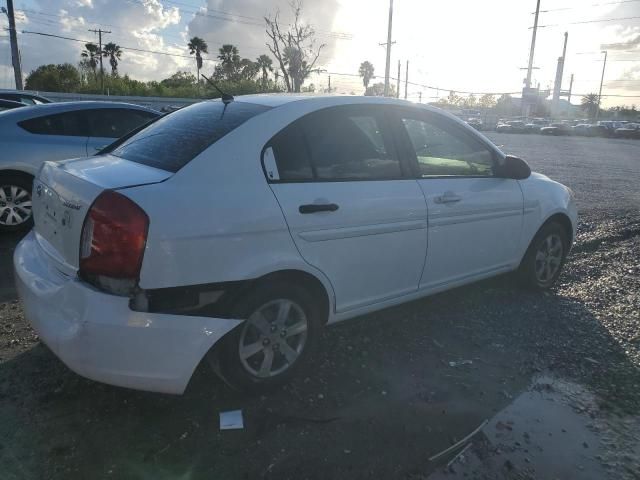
[0, 0, 639, 107]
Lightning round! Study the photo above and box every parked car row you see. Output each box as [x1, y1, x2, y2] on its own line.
[494, 117, 640, 139]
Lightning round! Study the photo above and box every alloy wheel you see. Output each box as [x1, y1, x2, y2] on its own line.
[238, 299, 308, 378]
[534, 233, 564, 284]
[0, 185, 32, 227]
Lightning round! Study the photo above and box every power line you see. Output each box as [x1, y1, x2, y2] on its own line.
[17, 29, 214, 61]
[535, 15, 640, 28]
[535, 0, 640, 13]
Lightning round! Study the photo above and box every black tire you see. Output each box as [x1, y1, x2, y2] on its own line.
[0, 174, 34, 233]
[518, 221, 569, 290]
[210, 280, 324, 392]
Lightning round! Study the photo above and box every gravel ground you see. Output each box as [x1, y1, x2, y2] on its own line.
[0, 133, 638, 479]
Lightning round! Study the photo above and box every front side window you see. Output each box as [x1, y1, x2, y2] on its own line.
[87, 108, 158, 138]
[401, 115, 494, 177]
[111, 101, 271, 172]
[266, 106, 402, 182]
[18, 111, 87, 137]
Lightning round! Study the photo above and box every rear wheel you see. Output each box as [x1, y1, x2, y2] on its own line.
[519, 222, 569, 289]
[211, 281, 324, 392]
[0, 175, 33, 233]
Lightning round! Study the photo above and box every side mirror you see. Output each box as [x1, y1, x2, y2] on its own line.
[495, 155, 531, 180]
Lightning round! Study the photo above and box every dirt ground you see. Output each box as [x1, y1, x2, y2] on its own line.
[0, 133, 639, 479]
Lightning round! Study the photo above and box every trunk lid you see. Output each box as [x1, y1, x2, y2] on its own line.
[33, 155, 171, 272]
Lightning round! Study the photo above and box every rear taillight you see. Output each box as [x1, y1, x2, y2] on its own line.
[79, 190, 149, 289]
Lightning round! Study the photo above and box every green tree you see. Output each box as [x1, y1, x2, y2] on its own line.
[25, 64, 82, 92]
[478, 94, 497, 109]
[102, 42, 123, 76]
[160, 71, 197, 89]
[365, 82, 396, 97]
[581, 93, 600, 120]
[80, 43, 100, 82]
[256, 54, 273, 86]
[217, 44, 240, 79]
[187, 36, 208, 83]
[358, 61, 375, 92]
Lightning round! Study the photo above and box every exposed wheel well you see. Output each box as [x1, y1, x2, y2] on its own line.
[542, 213, 574, 247]
[253, 270, 331, 324]
[0, 169, 34, 184]
[519, 213, 574, 267]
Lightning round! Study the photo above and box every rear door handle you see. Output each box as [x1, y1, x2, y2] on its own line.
[299, 203, 339, 214]
[434, 192, 462, 204]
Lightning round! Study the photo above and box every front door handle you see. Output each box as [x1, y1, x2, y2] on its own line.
[299, 203, 339, 214]
[434, 192, 462, 204]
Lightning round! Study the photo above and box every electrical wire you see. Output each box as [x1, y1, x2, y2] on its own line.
[535, 0, 640, 13]
[535, 15, 640, 28]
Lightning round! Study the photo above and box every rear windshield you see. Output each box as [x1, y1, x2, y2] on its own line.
[111, 100, 271, 172]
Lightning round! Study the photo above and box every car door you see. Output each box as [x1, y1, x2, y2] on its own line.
[392, 108, 524, 289]
[264, 105, 428, 313]
[17, 110, 90, 160]
[86, 108, 158, 154]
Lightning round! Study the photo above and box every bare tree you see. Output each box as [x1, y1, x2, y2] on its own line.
[265, 1, 325, 92]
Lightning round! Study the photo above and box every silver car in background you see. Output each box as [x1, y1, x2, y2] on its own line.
[0, 101, 159, 232]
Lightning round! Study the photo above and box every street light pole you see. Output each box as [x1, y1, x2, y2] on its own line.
[596, 50, 607, 122]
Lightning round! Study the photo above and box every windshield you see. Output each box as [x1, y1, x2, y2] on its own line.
[111, 100, 271, 172]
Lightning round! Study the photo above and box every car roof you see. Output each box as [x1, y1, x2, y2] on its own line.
[0, 101, 159, 122]
[234, 93, 439, 111]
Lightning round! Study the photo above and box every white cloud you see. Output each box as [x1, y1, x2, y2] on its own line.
[59, 9, 86, 32]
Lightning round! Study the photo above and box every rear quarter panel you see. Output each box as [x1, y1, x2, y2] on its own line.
[122, 107, 336, 310]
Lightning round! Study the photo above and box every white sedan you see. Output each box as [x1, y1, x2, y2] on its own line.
[14, 95, 577, 394]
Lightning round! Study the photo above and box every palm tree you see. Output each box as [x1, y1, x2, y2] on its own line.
[256, 54, 273, 87]
[102, 42, 122, 76]
[581, 93, 600, 120]
[187, 36, 208, 83]
[218, 44, 240, 78]
[358, 61, 375, 92]
[81, 43, 100, 82]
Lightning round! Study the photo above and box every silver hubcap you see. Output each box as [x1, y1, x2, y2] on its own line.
[0, 185, 32, 227]
[535, 233, 563, 283]
[238, 299, 308, 378]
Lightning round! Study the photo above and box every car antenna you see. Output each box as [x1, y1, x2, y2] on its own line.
[201, 74, 234, 105]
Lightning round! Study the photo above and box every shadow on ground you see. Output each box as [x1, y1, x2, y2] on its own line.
[1, 271, 638, 479]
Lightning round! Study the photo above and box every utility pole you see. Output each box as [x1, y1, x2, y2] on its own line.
[567, 73, 574, 104]
[526, 0, 541, 90]
[396, 60, 401, 98]
[522, 0, 541, 117]
[5, 0, 23, 89]
[404, 60, 409, 100]
[596, 50, 607, 121]
[552, 32, 569, 116]
[418, 91, 422, 103]
[383, 0, 394, 97]
[328, 75, 331, 93]
[89, 28, 111, 95]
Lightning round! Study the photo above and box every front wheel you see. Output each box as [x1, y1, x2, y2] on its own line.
[0, 175, 34, 233]
[518, 222, 569, 289]
[211, 281, 324, 392]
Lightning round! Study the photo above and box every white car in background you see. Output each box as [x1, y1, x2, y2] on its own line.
[14, 95, 577, 394]
[0, 101, 159, 232]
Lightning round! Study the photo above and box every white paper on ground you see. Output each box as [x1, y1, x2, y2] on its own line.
[219, 410, 244, 430]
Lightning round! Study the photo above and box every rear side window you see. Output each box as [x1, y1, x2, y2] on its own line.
[111, 101, 271, 172]
[18, 111, 87, 136]
[266, 105, 402, 182]
[87, 108, 158, 138]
